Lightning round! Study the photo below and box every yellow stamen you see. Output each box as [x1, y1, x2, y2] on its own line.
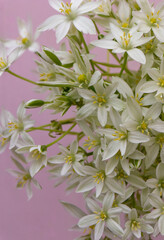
[131, 220, 141, 231]
[64, 155, 74, 164]
[0, 57, 7, 69]
[93, 171, 105, 184]
[92, 94, 106, 107]
[112, 130, 126, 141]
[158, 76, 164, 87]
[8, 122, 18, 132]
[59, 2, 72, 15]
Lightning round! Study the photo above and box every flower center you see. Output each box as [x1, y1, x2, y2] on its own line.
[84, 136, 99, 150]
[120, 32, 131, 48]
[147, 11, 161, 28]
[64, 155, 74, 164]
[131, 220, 141, 231]
[32, 149, 42, 160]
[93, 171, 105, 184]
[137, 120, 148, 134]
[8, 122, 18, 132]
[0, 136, 7, 146]
[78, 74, 88, 84]
[112, 130, 127, 141]
[92, 94, 107, 107]
[17, 173, 31, 188]
[0, 57, 7, 69]
[59, 2, 72, 15]
[157, 180, 164, 196]
[156, 134, 164, 148]
[115, 169, 128, 180]
[161, 206, 164, 215]
[21, 37, 30, 46]
[94, 210, 107, 223]
[158, 76, 164, 87]
[40, 72, 55, 81]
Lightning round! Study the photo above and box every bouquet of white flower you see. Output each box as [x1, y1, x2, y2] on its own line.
[1, 0, 164, 239]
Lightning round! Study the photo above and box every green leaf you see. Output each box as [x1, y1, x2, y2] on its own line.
[44, 50, 62, 66]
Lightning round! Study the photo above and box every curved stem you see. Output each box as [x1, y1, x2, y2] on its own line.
[6, 69, 38, 85]
[78, 31, 95, 71]
[93, 61, 121, 68]
[119, 52, 128, 77]
[46, 123, 76, 148]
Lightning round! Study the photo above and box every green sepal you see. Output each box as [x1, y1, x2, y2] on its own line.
[44, 50, 62, 66]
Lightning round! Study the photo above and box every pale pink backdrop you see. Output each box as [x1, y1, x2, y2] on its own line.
[0, 0, 162, 240]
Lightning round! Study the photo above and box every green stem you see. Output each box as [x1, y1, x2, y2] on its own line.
[119, 52, 128, 77]
[78, 31, 95, 71]
[93, 61, 121, 68]
[46, 123, 76, 148]
[6, 69, 38, 85]
[94, 63, 106, 73]
[92, 20, 100, 35]
[102, 73, 119, 76]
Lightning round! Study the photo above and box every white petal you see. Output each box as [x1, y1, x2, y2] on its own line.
[136, 0, 152, 15]
[140, 81, 158, 93]
[61, 163, 71, 175]
[158, 215, 164, 235]
[127, 48, 146, 64]
[38, 15, 66, 31]
[103, 141, 121, 160]
[110, 23, 123, 44]
[105, 157, 119, 175]
[148, 68, 161, 81]
[77, 2, 100, 14]
[76, 177, 95, 193]
[91, 39, 118, 49]
[106, 219, 124, 237]
[56, 21, 71, 43]
[97, 106, 107, 127]
[78, 214, 97, 228]
[29, 160, 43, 177]
[128, 131, 149, 143]
[94, 221, 105, 240]
[48, 0, 62, 12]
[73, 16, 96, 34]
[76, 103, 96, 120]
[153, 26, 164, 43]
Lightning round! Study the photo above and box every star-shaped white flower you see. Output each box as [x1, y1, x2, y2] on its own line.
[92, 23, 153, 64]
[38, 0, 100, 43]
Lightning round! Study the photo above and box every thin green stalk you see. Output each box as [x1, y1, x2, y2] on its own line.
[92, 20, 100, 35]
[46, 123, 76, 148]
[6, 69, 38, 85]
[78, 31, 95, 71]
[94, 63, 106, 73]
[93, 61, 121, 68]
[119, 52, 128, 77]
[102, 72, 119, 76]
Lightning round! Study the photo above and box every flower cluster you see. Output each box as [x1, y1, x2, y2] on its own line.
[1, 0, 164, 239]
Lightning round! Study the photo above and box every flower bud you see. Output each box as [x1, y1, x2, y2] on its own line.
[25, 99, 45, 109]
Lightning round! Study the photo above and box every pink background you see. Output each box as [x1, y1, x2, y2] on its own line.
[0, 0, 162, 240]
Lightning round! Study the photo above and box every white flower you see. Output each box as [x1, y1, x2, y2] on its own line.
[0, 43, 22, 76]
[147, 163, 164, 198]
[133, 0, 164, 42]
[141, 58, 164, 97]
[16, 140, 47, 177]
[78, 193, 124, 240]
[0, 102, 34, 149]
[146, 194, 164, 235]
[76, 81, 125, 127]
[76, 158, 125, 197]
[4, 18, 39, 52]
[123, 209, 153, 239]
[8, 151, 42, 200]
[38, 0, 100, 43]
[97, 108, 149, 160]
[92, 23, 153, 64]
[48, 140, 84, 176]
